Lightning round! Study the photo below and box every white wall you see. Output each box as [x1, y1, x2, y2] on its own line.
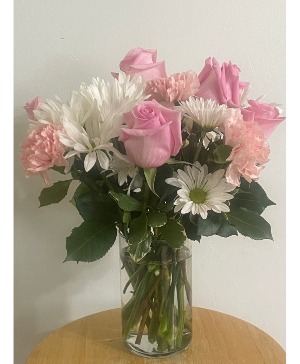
[14, 1, 285, 363]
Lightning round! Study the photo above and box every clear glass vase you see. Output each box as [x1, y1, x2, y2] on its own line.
[119, 234, 192, 358]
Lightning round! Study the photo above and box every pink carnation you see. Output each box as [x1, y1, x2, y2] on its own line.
[145, 71, 200, 103]
[21, 123, 68, 185]
[223, 109, 270, 186]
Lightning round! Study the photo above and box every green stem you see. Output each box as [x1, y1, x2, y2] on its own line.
[157, 259, 181, 349]
[143, 180, 150, 210]
[120, 250, 136, 283]
[135, 274, 161, 321]
[94, 159, 122, 193]
[148, 287, 160, 344]
[153, 227, 159, 239]
[193, 142, 202, 163]
[122, 273, 152, 338]
[104, 176, 115, 191]
[176, 266, 185, 348]
[135, 305, 151, 345]
[123, 264, 145, 294]
[121, 242, 192, 353]
[193, 131, 206, 163]
[181, 260, 192, 307]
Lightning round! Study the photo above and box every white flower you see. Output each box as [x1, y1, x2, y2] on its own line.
[56, 72, 147, 171]
[57, 106, 114, 171]
[176, 97, 231, 131]
[33, 96, 64, 125]
[203, 130, 223, 149]
[240, 84, 250, 106]
[79, 71, 146, 129]
[165, 162, 235, 219]
[108, 155, 138, 186]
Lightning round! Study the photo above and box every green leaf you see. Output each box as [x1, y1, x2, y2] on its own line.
[231, 180, 276, 214]
[181, 215, 201, 242]
[144, 168, 158, 196]
[216, 218, 238, 237]
[226, 207, 273, 240]
[155, 164, 176, 198]
[64, 220, 117, 263]
[109, 191, 143, 211]
[160, 219, 186, 249]
[75, 192, 119, 223]
[51, 166, 66, 174]
[147, 211, 167, 227]
[122, 211, 131, 225]
[194, 213, 222, 236]
[160, 201, 175, 213]
[250, 182, 276, 207]
[231, 191, 265, 214]
[39, 180, 72, 207]
[70, 182, 91, 206]
[241, 178, 276, 206]
[128, 214, 149, 246]
[212, 145, 232, 164]
[129, 235, 152, 262]
[128, 214, 150, 261]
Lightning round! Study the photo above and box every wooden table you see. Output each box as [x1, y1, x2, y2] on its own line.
[26, 307, 285, 363]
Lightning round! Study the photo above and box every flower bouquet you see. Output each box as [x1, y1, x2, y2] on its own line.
[20, 48, 284, 358]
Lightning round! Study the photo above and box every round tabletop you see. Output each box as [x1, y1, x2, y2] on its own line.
[26, 307, 285, 364]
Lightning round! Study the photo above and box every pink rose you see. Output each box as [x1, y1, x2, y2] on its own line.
[119, 100, 182, 168]
[145, 71, 200, 103]
[113, 48, 167, 81]
[196, 57, 249, 108]
[223, 109, 270, 186]
[21, 123, 67, 185]
[242, 99, 285, 139]
[24, 96, 43, 120]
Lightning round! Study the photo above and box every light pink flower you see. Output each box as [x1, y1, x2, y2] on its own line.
[196, 57, 249, 108]
[223, 109, 270, 186]
[21, 124, 67, 185]
[119, 100, 182, 168]
[112, 47, 167, 81]
[241, 99, 285, 139]
[24, 96, 43, 120]
[145, 71, 200, 103]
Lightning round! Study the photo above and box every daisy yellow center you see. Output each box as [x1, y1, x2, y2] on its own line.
[189, 188, 207, 204]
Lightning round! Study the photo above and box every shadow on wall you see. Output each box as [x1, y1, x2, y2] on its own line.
[14, 112, 120, 364]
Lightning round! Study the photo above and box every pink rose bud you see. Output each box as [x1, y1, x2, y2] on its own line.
[119, 100, 182, 168]
[196, 57, 249, 108]
[24, 96, 43, 120]
[113, 48, 167, 81]
[242, 99, 285, 139]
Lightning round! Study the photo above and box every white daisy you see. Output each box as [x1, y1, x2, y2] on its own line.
[176, 97, 231, 131]
[165, 162, 235, 219]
